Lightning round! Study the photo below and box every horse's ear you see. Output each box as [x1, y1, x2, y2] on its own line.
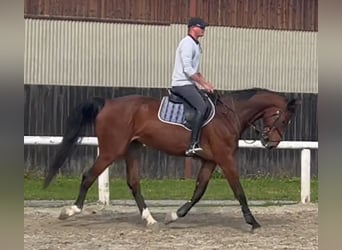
[287, 98, 301, 112]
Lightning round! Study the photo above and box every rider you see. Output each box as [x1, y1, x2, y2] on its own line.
[171, 17, 215, 156]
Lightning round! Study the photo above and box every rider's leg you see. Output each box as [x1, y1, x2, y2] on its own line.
[171, 85, 208, 155]
[186, 110, 205, 155]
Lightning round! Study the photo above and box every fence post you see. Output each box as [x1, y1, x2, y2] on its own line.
[97, 147, 110, 205]
[301, 149, 311, 203]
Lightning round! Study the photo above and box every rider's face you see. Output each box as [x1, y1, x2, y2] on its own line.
[193, 26, 205, 37]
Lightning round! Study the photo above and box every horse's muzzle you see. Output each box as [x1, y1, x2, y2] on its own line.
[260, 131, 279, 149]
[261, 137, 279, 149]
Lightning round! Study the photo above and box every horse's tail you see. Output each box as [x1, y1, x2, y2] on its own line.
[43, 97, 105, 188]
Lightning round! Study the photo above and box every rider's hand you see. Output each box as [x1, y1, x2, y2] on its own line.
[205, 82, 214, 93]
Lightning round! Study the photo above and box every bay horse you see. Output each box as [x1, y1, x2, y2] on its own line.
[43, 88, 299, 230]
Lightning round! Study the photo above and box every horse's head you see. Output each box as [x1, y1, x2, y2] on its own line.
[260, 98, 300, 149]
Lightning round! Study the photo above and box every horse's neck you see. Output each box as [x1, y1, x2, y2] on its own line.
[233, 95, 282, 130]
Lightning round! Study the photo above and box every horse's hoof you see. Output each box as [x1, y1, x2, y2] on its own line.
[164, 212, 178, 225]
[58, 205, 81, 220]
[251, 222, 261, 232]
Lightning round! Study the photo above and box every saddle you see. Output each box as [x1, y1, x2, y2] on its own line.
[158, 89, 215, 130]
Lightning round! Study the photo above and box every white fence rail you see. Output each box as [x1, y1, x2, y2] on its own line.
[24, 136, 318, 205]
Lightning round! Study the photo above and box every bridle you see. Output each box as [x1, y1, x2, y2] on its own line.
[249, 110, 283, 145]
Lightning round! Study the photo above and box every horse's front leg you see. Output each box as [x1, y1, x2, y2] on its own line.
[165, 160, 216, 224]
[125, 142, 158, 227]
[219, 153, 261, 230]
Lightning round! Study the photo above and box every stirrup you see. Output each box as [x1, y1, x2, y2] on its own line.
[185, 144, 203, 156]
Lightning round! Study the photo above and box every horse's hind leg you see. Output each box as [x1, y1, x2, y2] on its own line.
[165, 160, 216, 224]
[125, 141, 158, 226]
[58, 152, 118, 220]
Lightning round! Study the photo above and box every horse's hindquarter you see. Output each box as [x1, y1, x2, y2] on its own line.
[95, 96, 145, 146]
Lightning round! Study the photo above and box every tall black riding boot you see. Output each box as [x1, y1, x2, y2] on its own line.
[185, 113, 204, 156]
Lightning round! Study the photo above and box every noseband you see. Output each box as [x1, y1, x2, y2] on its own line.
[249, 110, 283, 144]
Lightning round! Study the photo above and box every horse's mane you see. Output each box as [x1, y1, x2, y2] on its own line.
[206, 88, 283, 108]
[213, 88, 281, 108]
[229, 88, 273, 100]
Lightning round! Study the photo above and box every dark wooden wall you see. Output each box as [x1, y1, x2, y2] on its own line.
[24, 0, 318, 31]
[24, 85, 318, 178]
